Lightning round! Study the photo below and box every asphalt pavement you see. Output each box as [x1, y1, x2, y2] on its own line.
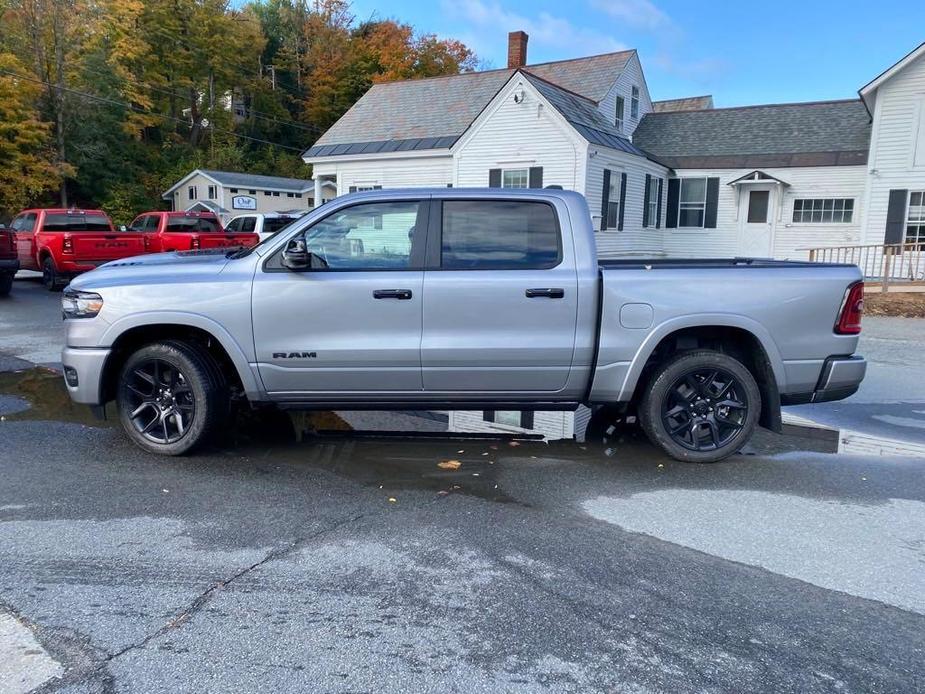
[1, 275, 923, 693]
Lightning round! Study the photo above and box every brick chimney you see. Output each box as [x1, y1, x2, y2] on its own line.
[507, 31, 528, 69]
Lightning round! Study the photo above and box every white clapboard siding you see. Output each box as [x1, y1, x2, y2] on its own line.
[586, 148, 668, 258]
[324, 156, 454, 192]
[863, 51, 925, 245]
[663, 166, 866, 259]
[597, 53, 652, 138]
[454, 76, 585, 190]
[447, 410, 576, 441]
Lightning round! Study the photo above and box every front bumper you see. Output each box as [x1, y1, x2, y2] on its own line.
[0, 258, 19, 273]
[61, 346, 111, 405]
[781, 355, 867, 405]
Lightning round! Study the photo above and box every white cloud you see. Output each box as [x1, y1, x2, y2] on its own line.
[589, 0, 669, 29]
[443, 0, 626, 63]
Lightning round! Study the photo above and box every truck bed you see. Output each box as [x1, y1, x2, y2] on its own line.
[598, 257, 854, 270]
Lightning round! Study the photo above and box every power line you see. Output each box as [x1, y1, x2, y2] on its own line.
[0, 69, 307, 153]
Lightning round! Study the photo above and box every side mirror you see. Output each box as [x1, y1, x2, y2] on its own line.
[281, 237, 327, 271]
[119, 225, 127, 232]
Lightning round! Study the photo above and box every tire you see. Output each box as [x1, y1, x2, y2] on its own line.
[0, 272, 12, 297]
[639, 350, 761, 463]
[116, 340, 228, 456]
[42, 257, 63, 292]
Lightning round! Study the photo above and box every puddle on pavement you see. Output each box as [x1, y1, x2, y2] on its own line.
[0, 368, 115, 428]
[250, 432, 552, 503]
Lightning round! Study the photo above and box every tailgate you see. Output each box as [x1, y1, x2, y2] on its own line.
[196, 233, 259, 249]
[73, 234, 146, 261]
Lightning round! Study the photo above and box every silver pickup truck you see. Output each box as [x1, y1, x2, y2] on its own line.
[61, 189, 866, 462]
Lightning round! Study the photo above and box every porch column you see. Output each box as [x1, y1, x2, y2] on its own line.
[313, 177, 323, 209]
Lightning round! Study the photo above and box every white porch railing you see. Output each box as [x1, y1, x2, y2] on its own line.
[801, 242, 925, 291]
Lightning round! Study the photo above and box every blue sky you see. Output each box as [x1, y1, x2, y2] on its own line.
[350, 0, 925, 107]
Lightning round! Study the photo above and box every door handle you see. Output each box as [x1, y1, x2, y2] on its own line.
[373, 289, 413, 300]
[525, 288, 565, 299]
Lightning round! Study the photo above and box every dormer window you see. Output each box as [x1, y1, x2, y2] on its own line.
[631, 86, 640, 119]
[615, 95, 625, 132]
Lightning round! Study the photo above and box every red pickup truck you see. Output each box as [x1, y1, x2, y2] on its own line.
[11, 208, 147, 291]
[125, 211, 259, 253]
[0, 225, 19, 296]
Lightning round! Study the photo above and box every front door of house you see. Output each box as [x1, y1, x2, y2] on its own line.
[738, 186, 775, 257]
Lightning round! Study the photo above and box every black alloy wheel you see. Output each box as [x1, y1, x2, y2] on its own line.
[121, 358, 196, 444]
[661, 367, 748, 452]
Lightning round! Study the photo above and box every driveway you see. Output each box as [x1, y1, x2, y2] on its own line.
[786, 316, 925, 445]
[1, 276, 923, 693]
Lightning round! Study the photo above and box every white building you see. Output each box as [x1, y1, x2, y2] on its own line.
[301, 35, 925, 439]
[162, 169, 335, 224]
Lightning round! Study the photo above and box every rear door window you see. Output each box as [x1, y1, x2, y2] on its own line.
[166, 216, 221, 233]
[127, 215, 147, 232]
[440, 200, 560, 270]
[241, 217, 257, 233]
[225, 218, 242, 232]
[263, 217, 293, 235]
[42, 213, 111, 232]
[144, 215, 160, 231]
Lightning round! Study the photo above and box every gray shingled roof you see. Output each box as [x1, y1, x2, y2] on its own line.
[633, 100, 871, 169]
[304, 51, 636, 159]
[652, 95, 713, 113]
[522, 73, 644, 156]
[201, 169, 313, 191]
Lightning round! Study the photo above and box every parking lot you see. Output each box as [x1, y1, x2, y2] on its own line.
[1, 276, 924, 693]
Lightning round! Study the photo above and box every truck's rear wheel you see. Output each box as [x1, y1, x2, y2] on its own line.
[42, 257, 64, 292]
[639, 350, 760, 463]
[116, 340, 227, 456]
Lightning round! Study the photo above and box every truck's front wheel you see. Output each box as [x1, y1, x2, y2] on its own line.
[639, 350, 760, 463]
[116, 341, 227, 456]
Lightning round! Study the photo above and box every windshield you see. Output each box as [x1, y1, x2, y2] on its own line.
[42, 213, 112, 232]
[166, 217, 221, 233]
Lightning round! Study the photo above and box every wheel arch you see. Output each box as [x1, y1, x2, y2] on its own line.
[97, 315, 261, 404]
[619, 316, 784, 432]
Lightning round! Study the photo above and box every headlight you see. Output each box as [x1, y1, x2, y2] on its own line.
[62, 290, 104, 319]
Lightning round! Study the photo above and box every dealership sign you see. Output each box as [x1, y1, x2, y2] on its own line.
[232, 195, 256, 210]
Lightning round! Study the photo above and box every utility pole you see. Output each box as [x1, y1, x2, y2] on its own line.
[265, 64, 276, 91]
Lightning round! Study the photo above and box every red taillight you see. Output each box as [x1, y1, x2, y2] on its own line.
[191, 237, 200, 249]
[835, 281, 864, 334]
[62, 236, 73, 253]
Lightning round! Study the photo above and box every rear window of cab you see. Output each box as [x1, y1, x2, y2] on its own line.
[166, 217, 221, 233]
[42, 213, 112, 232]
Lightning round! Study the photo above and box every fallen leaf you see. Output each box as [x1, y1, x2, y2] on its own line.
[657, 464, 664, 469]
[457, 450, 465, 454]
[508, 441, 520, 447]
[388, 497, 397, 503]
[481, 452, 488, 456]
[472, 472, 480, 477]
[437, 490, 449, 496]
[438, 460, 462, 470]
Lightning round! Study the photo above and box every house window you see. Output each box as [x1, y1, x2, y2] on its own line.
[207, 185, 217, 199]
[188, 186, 197, 200]
[615, 95, 625, 131]
[264, 191, 271, 196]
[678, 178, 707, 228]
[287, 192, 294, 198]
[249, 189, 256, 194]
[907, 191, 925, 243]
[606, 174, 621, 229]
[792, 198, 854, 224]
[502, 168, 529, 189]
[483, 410, 534, 430]
[646, 176, 659, 227]
[296, 193, 303, 198]
[229, 188, 238, 193]
[272, 191, 280, 197]
[631, 86, 639, 119]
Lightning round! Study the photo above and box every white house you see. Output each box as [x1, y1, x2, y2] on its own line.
[301, 34, 925, 440]
[162, 169, 335, 224]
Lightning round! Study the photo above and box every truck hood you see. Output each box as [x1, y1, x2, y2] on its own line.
[68, 249, 234, 291]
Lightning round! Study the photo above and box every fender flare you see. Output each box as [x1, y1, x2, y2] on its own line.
[617, 313, 786, 402]
[98, 311, 263, 398]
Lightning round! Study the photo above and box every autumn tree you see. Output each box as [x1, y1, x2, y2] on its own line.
[0, 53, 71, 217]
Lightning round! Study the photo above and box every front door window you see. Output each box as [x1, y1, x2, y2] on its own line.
[747, 190, 770, 223]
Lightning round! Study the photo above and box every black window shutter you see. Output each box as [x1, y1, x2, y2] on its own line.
[618, 172, 627, 231]
[488, 169, 502, 188]
[520, 411, 534, 430]
[666, 178, 679, 228]
[348, 186, 357, 193]
[600, 169, 611, 230]
[656, 178, 663, 229]
[642, 173, 651, 227]
[885, 189, 908, 245]
[483, 410, 495, 423]
[704, 177, 720, 228]
[529, 167, 543, 188]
